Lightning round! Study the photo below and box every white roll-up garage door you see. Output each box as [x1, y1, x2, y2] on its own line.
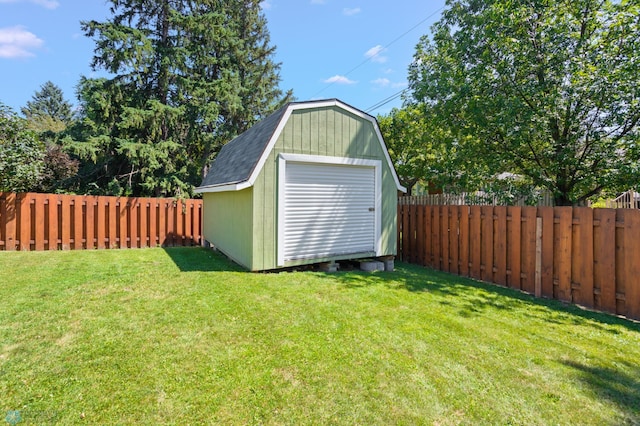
[282, 161, 376, 262]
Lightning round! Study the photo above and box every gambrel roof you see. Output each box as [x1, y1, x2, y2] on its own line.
[195, 99, 405, 194]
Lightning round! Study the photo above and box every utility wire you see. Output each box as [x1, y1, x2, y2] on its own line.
[311, 6, 444, 99]
[365, 88, 408, 114]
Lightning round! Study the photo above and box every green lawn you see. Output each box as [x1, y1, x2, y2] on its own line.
[1, 248, 639, 425]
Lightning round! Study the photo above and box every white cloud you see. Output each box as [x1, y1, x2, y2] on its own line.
[0, 0, 59, 9]
[364, 44, 387, 64]
[0, 26, 43, 58]
[343, 7, 361, 16]
[260, 0, 272, 10]
[31, 0, 59, 8]
[371, 78, 390, 87]
[323, 75, 357, 85]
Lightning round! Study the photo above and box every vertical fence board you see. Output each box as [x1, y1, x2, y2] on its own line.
[469, 206, 482, 280]
[539, 207, 554, 298]
[459, 206, 470, 277]
[507, 207, 522, 290]
[175, 200, 183, 246]
[159, 200, 168, 247]
[593, 209, 616, 313]
[130, 199, 139, 248]
[494, 206, 507, 286]
[401, 204, 409, 262]
[416, 205, 425, 266]
[149, 199, 158, 247]
[423, 206, 433, 267]
[481, 206, 494, 282]
[49, 195, 59, 250]
[107, 197, 117, 249]
[615, 209, 626, 315]
[441, 206, 450, 272]
[34, 194, 46, 251]
[120, 198, 129, 248]
[85, 196, 95, 249]
[73, 196, 84, 250]
[0, 194, 5, 249]
[449, 206, 459, 275]
[96, 197, 106, 249]
[4, 193, 16, 250]
[621, 210, 640, 320]
[183, 201, 192, 246]
[572, 208, 594, 308]
[521, 207, 538, 294]
[195, 202, 202, 246]
[433, 206, 441, 270]
[140, 200, 148, 248]
[18, 193, 31, 251]
[60, 196, 71, 250]
[409, 205, 418, 264]
[554, 207, 573, 302]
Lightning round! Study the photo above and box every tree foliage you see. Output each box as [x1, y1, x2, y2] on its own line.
[74, 0, 291, 197]
[408, 0, 640, 205]
[0, 104, 45, 192]
[379, 106, 444, 195]
[21, 81, 74, 128]
[21, 82, 79, 193]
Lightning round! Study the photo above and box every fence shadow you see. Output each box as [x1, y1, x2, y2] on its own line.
[327, 261, 640, 334]
[560, 359, 640, 421]
[163, 246, 244, 272]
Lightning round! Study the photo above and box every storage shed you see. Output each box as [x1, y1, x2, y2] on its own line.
[195, 99, 406, 271]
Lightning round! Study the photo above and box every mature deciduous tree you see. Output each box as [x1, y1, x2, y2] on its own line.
[0, 104, 45, 192]
[76, 0, 290, 197]
[378, 106, 442, 195]
[408, 0, 640, 205]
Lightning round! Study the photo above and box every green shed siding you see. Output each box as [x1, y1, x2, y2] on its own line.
[250, 105, 398, 270]
[203, 189, 253, 269]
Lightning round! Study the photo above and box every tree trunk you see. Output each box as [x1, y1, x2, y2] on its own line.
[554, 193, 573, 206]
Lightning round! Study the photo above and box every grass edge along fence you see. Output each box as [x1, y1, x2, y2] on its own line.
[397, 202, 640, 321]
[0, 192, 202, 251]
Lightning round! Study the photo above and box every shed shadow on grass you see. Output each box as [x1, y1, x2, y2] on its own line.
[327, 261, 640, 334]
[163, 246, 244, 272]
[560, 359, 640, 423]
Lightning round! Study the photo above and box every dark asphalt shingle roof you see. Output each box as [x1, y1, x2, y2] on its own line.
[198, 104, 288, 188]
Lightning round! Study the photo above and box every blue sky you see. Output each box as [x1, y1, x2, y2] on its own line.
[0, 0, 445, 116]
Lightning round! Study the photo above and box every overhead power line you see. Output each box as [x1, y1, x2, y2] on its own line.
[365, 88, 408, 114]
[311, 6, 445, 100]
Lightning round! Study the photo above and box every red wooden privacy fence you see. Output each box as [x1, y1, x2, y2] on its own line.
[397, 204, 640, 321]
[0, 192, 202, 251]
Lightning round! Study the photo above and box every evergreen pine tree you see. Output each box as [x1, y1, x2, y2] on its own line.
[77, 0, 291, 196]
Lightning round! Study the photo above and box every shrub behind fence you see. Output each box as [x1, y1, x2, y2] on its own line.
[0, 192, 202, 251]
[397, 203, 640, 321]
